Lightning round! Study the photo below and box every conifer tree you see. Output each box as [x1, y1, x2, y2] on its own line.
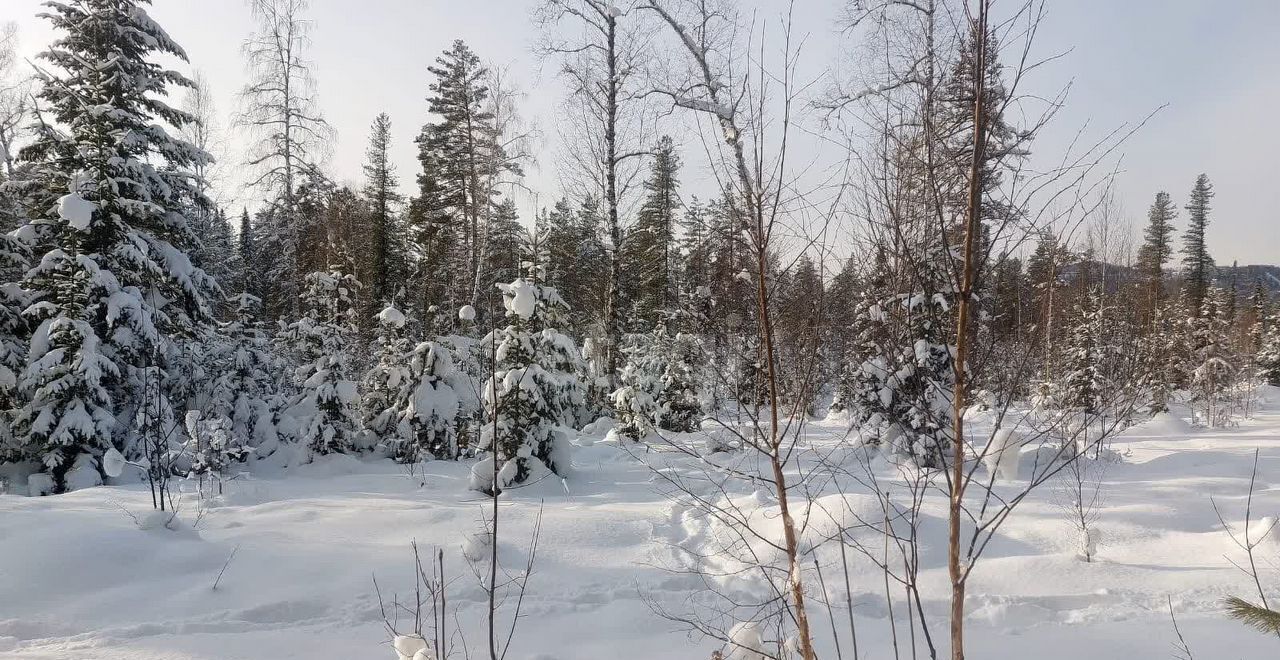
[473, 275, 579, 492]
[613, 332, 663, 442]
[0, 232, 29, 463]
[15, 0, 216, 490]
[237, 208, 257, 297]
[395, 340, 474, 462]
[406, 150, 454, 329]
[1135, 191, 1177, 325]
[625, 136, 681, 328]
[1250, 278, 1270, 353]
[209, 293, 283, 457]
[418, 40, 522, 325]
[283, 266, 361, 455]
[1181, 174, 1215, 316]
[362, 113, 403, 313]
[361, 305, 414, 451]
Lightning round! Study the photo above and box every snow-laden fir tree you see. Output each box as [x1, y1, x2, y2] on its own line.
[657, 330, 704, 432]
[13, 0, 216, 491]
[1257, 323, 1280, 387]
[472, 276, 580, 493]
[1054, 288, 1110, 417]
[1188, 286, 1239, 426]
[282, 266, 362, 455]
[207, 293, 284, 458]
[0, 232, 29, 463]
[844, 291, 956, 468]
[395, 340, 475, 462]
[612, 333, 664, 442]
[361, 304, 414, 450]
[613, 323, 703, 441]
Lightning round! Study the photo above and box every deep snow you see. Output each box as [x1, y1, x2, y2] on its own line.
[3, 395, 1280, 659]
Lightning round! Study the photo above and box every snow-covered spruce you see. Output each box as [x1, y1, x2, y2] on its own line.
[472, 277, 581, 492]
[393, 340, 475, 462]
[205, 293, 284, 460]
[0, 232, 30, 464]
[361, 304, 415, 452]
[281, 267, 362, 456]
[12, 0, 217, 491]
[612, 324, 704, 441]
[842, 291, 956, 467]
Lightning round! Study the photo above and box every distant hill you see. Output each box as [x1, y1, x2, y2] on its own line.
[1051, 261, 1280, 298]
[1214, 264, 1280, 292]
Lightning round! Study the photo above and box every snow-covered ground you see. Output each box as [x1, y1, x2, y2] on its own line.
[4, 395, 1280, 659]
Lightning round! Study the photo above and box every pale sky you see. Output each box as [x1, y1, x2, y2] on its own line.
[6, 0, 1279, 265]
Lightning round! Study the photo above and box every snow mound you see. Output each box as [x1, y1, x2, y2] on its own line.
[458, 304, 476, 321]
[1134, 411, 1194, 436]
[392, 634, 436, 660]
[377, 305, 407, 328]
[57, 192, 96, 231]
[297, 452, 365, 477]
[504, 279, 537, 319]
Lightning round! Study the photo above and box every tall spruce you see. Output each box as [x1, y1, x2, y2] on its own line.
[1136, 191, 1177, 325]
[14, 0, 216, 490]
[625, 136, 681, 328]
[1181, 174, 1215, 316]
[362, 113, 403, 313]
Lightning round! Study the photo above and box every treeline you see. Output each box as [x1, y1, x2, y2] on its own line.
[0, 0, 1277, 497]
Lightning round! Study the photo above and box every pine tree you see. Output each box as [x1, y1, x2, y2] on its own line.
[15, 0, 216, 490]
[1181, 174, 1215, 317]
[362, 113, 403, 313]
[283, 266, 362, 455]
[418, 40, 522, 326]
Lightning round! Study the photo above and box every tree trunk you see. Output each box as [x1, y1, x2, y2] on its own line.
[949, 4, 988, 660]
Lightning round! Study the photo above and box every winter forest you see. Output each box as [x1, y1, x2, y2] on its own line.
[1, 0, 1278, 658]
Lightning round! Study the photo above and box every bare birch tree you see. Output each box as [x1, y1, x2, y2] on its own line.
[0, 22, 31, 180]
[237, 0, 333, 313]
[535, 0, 653, 387]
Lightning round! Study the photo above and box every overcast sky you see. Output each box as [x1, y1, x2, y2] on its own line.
[7, 0, 1278, 265]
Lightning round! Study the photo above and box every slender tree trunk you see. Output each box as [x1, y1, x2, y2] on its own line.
[948, 4, 988, 659]
[604, 15, 622, 387]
